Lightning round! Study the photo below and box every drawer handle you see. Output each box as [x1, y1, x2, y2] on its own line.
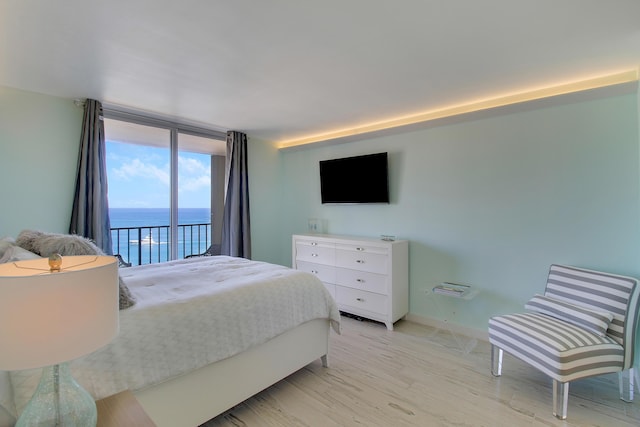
[311, 242, 318, 246]
[312, 253, 319, 257]
[356, 297, 365, 302]
[311, 270, 318, 274]
[356, 259, 365, 264]
[356, 279, 365, 283]
[356, 247, 365, 251]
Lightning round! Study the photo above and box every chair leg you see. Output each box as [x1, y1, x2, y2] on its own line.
[619, 368, 635, 402]
[491, 345, 503, 376]
[552, 380, 569, 420]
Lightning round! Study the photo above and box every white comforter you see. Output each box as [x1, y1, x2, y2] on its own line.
[4, 256, 340, 418]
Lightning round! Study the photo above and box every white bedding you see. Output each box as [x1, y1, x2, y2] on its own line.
[4, 256, 340, 419]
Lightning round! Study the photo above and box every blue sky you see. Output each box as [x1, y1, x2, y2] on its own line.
[106, 141, 211, 209]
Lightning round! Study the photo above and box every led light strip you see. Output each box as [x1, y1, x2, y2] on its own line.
[277, 69, 639, 149]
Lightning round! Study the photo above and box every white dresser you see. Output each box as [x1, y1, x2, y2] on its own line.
[292, 234, 409, 330]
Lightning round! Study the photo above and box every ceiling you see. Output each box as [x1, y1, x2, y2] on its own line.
[2, 0, 640, 145]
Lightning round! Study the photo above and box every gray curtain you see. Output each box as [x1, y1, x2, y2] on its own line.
[220, 131, 251, 258]
[69, 99, 113, 255]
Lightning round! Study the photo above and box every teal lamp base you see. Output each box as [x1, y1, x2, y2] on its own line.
[16, 363, 97, 427]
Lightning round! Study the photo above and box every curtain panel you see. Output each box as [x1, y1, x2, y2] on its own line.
[220, 131, 251, 258]
[69, 99, 113, 255]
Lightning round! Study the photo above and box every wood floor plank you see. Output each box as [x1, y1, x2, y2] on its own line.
[202, 317, 640, 426]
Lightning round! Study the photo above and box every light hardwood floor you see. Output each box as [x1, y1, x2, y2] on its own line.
[202, 316, 640, 426]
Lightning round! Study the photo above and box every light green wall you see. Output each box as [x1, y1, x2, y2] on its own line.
[249, 88, 640, 337]
[247, 136, 285, 264]
[0, 86, 83, 238]
[1, 83, 638, 355]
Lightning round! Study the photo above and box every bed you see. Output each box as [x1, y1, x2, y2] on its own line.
[0, 236, 341, 427]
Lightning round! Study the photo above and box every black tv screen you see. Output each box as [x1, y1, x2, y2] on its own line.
[319, 152, 390, 204]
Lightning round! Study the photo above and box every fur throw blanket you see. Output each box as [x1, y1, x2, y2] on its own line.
[16, 230, 136, 309]
[17, 230, 104, 258]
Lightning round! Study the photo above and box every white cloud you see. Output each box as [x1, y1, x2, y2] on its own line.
[112, 158, 170, 186]
[107, 146, 212, 208]
[179, 156, 208, 175]
[178, 156, 211, 193]
[112, 156, 211, 192]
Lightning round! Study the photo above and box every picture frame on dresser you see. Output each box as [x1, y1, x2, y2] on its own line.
[292, 234, 409, 330]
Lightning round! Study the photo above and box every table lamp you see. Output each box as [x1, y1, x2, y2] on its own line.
[0, 255, 119, 427]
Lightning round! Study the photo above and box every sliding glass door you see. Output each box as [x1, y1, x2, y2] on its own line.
[104, 116, 225, 265]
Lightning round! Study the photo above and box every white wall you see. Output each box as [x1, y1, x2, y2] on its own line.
[250, 86, 640, 335]
[0, 86, 83, 237]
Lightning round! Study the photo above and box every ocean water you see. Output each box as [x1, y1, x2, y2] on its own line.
[110, 208, 212, 265]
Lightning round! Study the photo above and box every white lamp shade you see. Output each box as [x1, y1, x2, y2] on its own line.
[0, 255, 119, 370]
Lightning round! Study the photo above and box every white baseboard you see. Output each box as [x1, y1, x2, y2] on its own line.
[405, 313, 489, 342]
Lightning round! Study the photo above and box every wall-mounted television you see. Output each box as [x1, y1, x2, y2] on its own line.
[319, 152, 390, 204]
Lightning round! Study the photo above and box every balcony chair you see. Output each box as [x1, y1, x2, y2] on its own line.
[488, 264, 640, 420]
[185, 243, 221, 258]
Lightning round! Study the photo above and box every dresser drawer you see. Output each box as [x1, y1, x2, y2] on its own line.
[335, 268, 387, 295]
[335, 243, 388, 255]
[296, 260, 336, 283]
[335, 249, 388, 274]
[336, 287, 387, 315]
[295, 241, 335, 265]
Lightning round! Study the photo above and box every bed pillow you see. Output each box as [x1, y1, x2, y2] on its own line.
[0, 237, 16, 259]
[15, 230, 136, 310]
[0, 245, 41, 263]
[525, 294, 614, 337]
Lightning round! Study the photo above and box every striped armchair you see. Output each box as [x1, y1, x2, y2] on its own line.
[488, 264, 640, 420]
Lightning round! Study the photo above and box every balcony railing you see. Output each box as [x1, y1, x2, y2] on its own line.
[111, 223, 211, 266]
